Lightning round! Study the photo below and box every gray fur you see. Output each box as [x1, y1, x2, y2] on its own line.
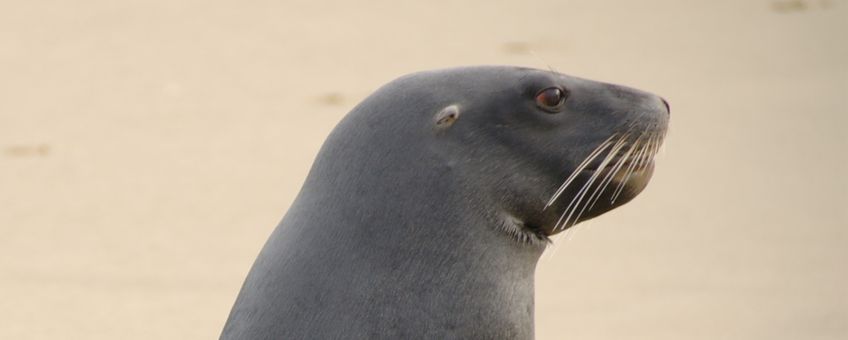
[221, 66, 669, 339]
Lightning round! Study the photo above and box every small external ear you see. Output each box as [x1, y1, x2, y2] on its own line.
[434, 105, 460, 128]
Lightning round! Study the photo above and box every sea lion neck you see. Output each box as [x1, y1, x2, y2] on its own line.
[226, 151, 542, 339]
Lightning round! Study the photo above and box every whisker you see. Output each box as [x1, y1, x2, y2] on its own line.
[607, 127, 667, 204]
[632, 132, 660, 171]
[545, 134, 618, 208]
[575, 124, 642, 212]
[552, 143, 619, 230]
[652, 129, 665, 157]
[585, 136, 638, 212]
[611, 134, 649, 203]
[634, 133, 656, 172]
[573, 137, 632, 225]
[647, 133, 661, 166]
[657, 133, 667, 159]
[547, 120, 667, 231]
[555, 135, 629, 230]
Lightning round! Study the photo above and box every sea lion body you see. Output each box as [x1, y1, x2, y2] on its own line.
[221, 66, 668, 339]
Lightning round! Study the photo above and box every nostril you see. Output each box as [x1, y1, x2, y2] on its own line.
[660, 97, 670, 114]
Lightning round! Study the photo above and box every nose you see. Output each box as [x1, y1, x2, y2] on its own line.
[660, 97, 670, 115]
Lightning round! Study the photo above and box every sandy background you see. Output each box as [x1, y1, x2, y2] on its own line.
[1, 0, 846, 339]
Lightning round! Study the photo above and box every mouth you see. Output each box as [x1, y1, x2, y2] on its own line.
[580, 148, 653, 187]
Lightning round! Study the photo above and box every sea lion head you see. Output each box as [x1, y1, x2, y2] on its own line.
[323, 66, 668, 247]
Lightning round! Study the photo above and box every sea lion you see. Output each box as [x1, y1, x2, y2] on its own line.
[221, 66, 669, 339]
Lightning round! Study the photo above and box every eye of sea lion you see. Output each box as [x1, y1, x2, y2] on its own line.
[534, 87, 568, 113]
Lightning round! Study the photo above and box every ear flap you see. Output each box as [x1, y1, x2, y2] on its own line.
[434, 105, 460, 128]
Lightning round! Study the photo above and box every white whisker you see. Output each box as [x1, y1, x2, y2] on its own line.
[556, 135, 629, 230]
[585, 137, 638, 212]
[544, 134, 618, 208]
[634, 134, 655, 172]
[611, 134, 650, 203]
[547, 120, 666, 231]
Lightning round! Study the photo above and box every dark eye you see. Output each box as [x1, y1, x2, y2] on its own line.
[535, 87, 567, 113]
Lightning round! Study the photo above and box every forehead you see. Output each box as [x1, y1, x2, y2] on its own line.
[412, 66, 568, 93]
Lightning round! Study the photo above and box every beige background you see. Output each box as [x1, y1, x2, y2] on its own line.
[1, 0, 846, 339]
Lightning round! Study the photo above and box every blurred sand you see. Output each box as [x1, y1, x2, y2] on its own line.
[1, 0, 846, 339]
